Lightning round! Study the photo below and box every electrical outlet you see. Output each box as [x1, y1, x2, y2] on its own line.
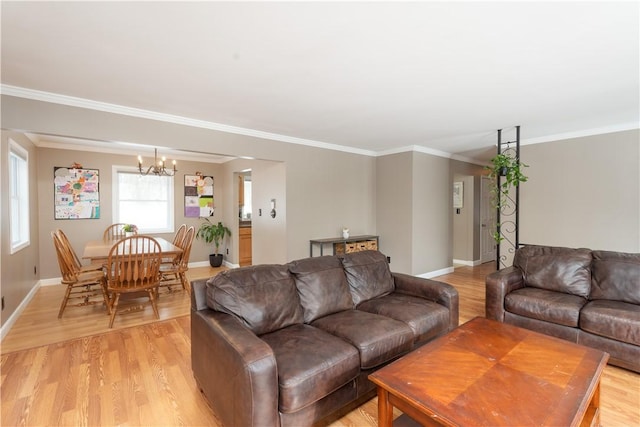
[2, 296, 4, 311]
[34, 265, 37, 275]
[386, 256, 391, 264]
[226, 248, 229, 255]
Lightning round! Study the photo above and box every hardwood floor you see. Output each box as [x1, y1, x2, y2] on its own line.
[1, 266, 227, 354]
[1, 264, 638, 426]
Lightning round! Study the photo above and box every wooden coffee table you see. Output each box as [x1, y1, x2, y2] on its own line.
[369, 317, 609, 427]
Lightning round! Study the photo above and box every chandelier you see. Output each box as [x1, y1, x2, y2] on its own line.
[137, 148, 177, 176]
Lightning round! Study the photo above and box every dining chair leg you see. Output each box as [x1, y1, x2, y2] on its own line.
[108, 293, 120, 328]
[57, 285, 73, 318]
[148, 289, 160, 319]
[179, 273, 189, 291]
[101, 282, 111, 315]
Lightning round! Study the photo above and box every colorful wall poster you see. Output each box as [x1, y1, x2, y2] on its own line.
[54, 167, 100, 219]
[184, 174, 214, 217]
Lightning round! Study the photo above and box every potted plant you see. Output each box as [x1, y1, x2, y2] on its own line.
[485, 153, 528, 242]
[485, 153, 528, 208]
[122, 224, 138, 237]
[196, 218, 232, 267]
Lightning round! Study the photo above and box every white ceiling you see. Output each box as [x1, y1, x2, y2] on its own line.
[2, 1, 639, 161]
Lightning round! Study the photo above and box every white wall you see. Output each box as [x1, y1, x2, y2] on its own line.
[376, 151, 453, 276]
[376, 152, 413, 273]
[521, 129, 639, 252]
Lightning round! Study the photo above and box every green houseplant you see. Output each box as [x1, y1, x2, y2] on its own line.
[486, 153, 528, 208]
[485, 153, 529, 243]
[196, 218, 232, 267]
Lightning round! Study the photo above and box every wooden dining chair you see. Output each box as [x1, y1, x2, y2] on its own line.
[52, 231, 109, 318]
[54, 229, 103, 272]
[103, 223, 129, 241]
[161, 224, 187, 266]
[104, 235, 163, 328]
[172, 224, 187, 246]
[160, 226, 195, 293]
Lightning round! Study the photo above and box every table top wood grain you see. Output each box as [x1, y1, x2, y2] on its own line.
[369, 317, 609, 427]
[82, 236, 182, 261]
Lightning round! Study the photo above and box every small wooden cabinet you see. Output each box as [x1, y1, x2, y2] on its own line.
[239, 226, 252, 266]
[309, 235, 379, 257]
[238, 175, 244, 207]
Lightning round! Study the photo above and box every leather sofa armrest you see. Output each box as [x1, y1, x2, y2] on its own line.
[191, 308, 279, 427]
[392, 272, 460, 331]
[191, 278, 209, 311]
[485, 266, 525, 321]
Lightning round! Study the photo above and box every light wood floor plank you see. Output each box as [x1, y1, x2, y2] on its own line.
[1, 264, 638, 426]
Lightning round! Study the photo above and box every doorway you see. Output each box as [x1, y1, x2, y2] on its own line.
[238, 171, 252, 266]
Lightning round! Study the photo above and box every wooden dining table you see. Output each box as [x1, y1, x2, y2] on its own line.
[82, 236, 182, 261]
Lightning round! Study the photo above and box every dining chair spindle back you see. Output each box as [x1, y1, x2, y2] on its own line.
[103, 223, 129, 241]
[104, 235, 163, 328]
[160, 226, 195, 293]
[52, 231, 109, 318]
[55, 229, 103, 272]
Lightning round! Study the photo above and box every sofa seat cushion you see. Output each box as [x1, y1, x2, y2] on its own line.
[580, 300, 640, 346]
[357, 293, 450, 344]
[340, 250, 395, 305]
[207, 264, 304, 335]
[288, 255, 354, 323]
[505, 287, 586, 327]
[260, 324, 360, 413]
[311, 309, 413, 369]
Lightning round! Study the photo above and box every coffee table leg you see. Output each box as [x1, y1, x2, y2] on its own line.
[582, 382, 601, 427]
[378, 387, 393, 427]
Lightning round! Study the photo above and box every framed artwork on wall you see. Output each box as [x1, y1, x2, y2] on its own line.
[185, 174, 214, 217]
[53, 166, 100, 219]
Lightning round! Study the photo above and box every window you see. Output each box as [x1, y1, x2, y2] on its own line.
[9, 140, 30, 253]
[113, 167, 174, 233]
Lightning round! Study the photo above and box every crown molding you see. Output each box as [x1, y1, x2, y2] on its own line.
[520, 122, 640, 146]
[1, 84, 377, 157]
[5, 85, 634, 165]
[375, 145, 453, 159]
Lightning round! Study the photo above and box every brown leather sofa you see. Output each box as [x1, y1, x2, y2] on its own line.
[191, 250, 459, 427]
[486, 244, 640, 373]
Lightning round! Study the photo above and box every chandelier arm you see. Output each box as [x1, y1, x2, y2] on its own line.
[137, 148, 177, 176]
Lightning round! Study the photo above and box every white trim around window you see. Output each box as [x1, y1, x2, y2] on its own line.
[9, 139, 30, 254]
[112, 165, 175, 234]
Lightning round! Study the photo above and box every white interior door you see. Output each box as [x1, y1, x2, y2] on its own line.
[480, 176, 496, 263]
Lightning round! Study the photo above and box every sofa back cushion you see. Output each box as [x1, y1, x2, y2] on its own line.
[591, 250, 640, 304]
[289, 256, 354, 323]
[513, 245, 592, 298]
[340, 250, 394, 305]
[206, 264, 304, 335]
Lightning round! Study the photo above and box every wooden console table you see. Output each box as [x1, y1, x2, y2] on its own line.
[309, 235, 378, 257]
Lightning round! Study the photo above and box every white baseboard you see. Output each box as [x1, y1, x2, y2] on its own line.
[40, 277, 63, 286]
[0, 280, 42, 341]
[416, 266, 455, 279]
[188, 261, 210, 268]
[187, 260, 238, 269]
[453, 259, 483, 266]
